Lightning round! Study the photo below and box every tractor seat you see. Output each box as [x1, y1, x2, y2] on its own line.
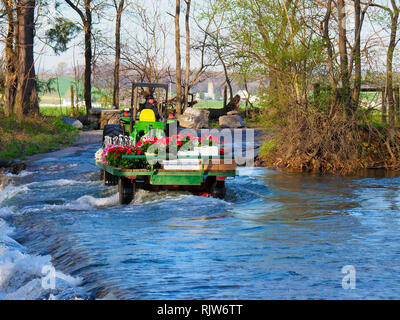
[139, 109, 156, 122]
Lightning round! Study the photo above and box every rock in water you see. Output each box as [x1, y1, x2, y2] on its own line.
[0, 159, 12, 168]
[177, 108, 210, 129]
[219, 115, 245, 128]
[72, 120, 83, 129]
[11, 162, 27, 175]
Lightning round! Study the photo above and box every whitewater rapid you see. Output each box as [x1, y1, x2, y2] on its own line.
[0, 180, 87, 300]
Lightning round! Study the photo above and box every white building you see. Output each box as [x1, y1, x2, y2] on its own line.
[204, 81, 215, 100]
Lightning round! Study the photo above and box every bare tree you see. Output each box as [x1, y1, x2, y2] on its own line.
[175, 0, 182, 114]
[2, 0, 18, 116]
[337, 0, 351, 110]
[64, 0, 95, 114]
[120, 2, 170, 83]
[370, 0, 400, 125]
[112, 0, 128, 109]
[183, 0, 191, 110]
[2, 0, 39, 118]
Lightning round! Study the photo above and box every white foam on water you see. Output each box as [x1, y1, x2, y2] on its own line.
[18, 193, 119, 214]
[0, 217, 85, 300]
[130, 189, 189, 205]
[0, 184, 29, 206]
[4, 170, 34, 178]
[35, 179, 91, 188]
[71, 193, 120, 209]
[0, 207, 21, 218]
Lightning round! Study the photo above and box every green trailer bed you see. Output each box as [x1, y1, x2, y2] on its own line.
[96, 155, 237, 204]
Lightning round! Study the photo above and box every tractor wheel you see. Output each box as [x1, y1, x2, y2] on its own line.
[102, 169, 118, 186]
[118, 177, 136, 205]
[102, 124, 121, 145]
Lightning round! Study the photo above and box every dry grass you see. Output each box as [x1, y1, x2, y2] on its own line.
[260, 105, 400, 174]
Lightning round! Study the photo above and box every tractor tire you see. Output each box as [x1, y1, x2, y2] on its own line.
[102, 124, 121, 145]
[102, 169, 118, 186]
[118, 177, 136, 205]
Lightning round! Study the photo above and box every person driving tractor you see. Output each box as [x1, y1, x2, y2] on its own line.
[141, 94, 160, 121]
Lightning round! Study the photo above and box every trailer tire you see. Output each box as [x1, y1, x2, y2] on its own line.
[118, 177, 136, 204]
[212, 181, 226, 199]
[205, 177, 226, 199]
[102, 124, 121, 145]
[103, 169, 118, 186]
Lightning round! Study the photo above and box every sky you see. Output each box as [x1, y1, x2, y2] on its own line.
[35, 0, 190, 74]
[34, 0, 397, 75]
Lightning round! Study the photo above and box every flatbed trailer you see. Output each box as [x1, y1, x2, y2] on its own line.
[96, 154, 237, 204]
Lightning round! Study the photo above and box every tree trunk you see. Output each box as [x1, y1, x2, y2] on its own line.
[113, 0, 124, 110]
[352, 0, 362, 111]
[337, 0, 351, 111]
[394, 86, 400, 124]
[175, 0, 182, 115]
[3, 0, 17, 116]
[14, 0, 39, 118]
[183, 0, 191, 111]
[382, 88, 387, 124]
[83, 14, 92, 113]
[215, 36, 233, 101]
[386, 9, 399, 126]
[64, 0, 93, 114]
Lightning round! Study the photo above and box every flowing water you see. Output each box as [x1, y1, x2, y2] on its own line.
[1, 142, 400, 299]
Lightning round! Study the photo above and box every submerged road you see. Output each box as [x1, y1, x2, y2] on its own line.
[1, 128, 400, 299]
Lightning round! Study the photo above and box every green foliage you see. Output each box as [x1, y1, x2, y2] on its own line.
[213, 0, 326, 121]
[40, 106, 87, 116]
[260, 139, 276, 156]
[98, 94, 113, 107]
[46, 17, 81, 55]
[37, 78, 57, 95]
[0, 115, 79, 160]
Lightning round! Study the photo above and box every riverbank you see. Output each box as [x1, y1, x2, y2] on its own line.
[3, 142, 400, 299]
[0, 115, 80, 165]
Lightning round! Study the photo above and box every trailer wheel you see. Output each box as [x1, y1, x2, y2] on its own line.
[103, 169, 118, 186]
[118, 177, 136, 204]
[212, 181, 226, 199]
[205, 177, 226, 199]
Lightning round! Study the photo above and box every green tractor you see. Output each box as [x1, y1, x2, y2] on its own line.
[99, 81, 236, 204]
[102, 82, 177, 145]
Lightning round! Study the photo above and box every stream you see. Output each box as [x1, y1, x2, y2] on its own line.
[1, 133, 400, 299]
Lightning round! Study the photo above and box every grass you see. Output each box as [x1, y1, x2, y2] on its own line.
[194, 99, 249, 109]
[195, 100, 225, 109]
[39, 106, 88, 117]
[39, 105, 117, 117]
[0, 113, 80, 161]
